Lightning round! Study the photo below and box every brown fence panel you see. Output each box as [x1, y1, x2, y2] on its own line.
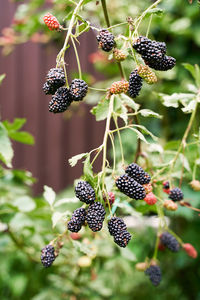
[0, 2, 105, 194]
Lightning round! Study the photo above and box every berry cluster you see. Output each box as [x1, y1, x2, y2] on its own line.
[68, 181, 105, 233]
[108, 217, 131, 248]
[113, 48, 127, 62]
[160, 232, 180, 252]
[169, 187, 184, 201]
[43, 68, 88, 113]
[116, 174, 146, 200]
[110, 80, 129, 95]
[41, 244, 56, 267]
[67, 208, 87, 232]
[43, 13, 61, 31]
[128, 70, 143, 99]
[137, 65, 157, 84]
[96, 29, 115, 52]
[133, 36, 176, 71]
[145, 265, 162, 286]
[125, 163, 151, 185]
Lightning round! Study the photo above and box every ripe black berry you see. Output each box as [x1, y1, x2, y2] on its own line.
[125, 163, 151, 185]
[145, 55, 176, 71]
[145, 265, 162, 286]
[128, 70, 143, 98]
[67, 208, 87, 232]
[86, 202, 106, 232]
[114, 230, 131, 248]
[96, 29, 115, 52]
[43, 82, 58, 95]
[169, 187, 183, 201]
[41, 244, 56, 267]
[160, 232, 180, 252]
[75, 181, 95, 204]
[133, 36, 166, 57]
[69, 79, 88, 101]
[163, 181, 170, 189]
[44, 68, 65, 93]
[108, 217, 127, 236]
[116, 174, 146, 200]
[48, 87, 72, 113]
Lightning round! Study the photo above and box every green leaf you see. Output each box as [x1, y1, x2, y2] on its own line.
[0, 74, 6, 85]
[145, 7, 164, 18]
[0, 122, 13, 167]
[120, 94, 140, 111]
[83, 155, 94, 183]
[12, 196, 36, 212]
[43, 185, 56, 208]
[54, 197, 79, 207]
[158, 92, 194, 108]
[133, 124, 158, 141]
[130, 128, 149, 144]
[3, 118, 26, 131]
[181, 99, 196, 113]
[68, 152, 88, 167]
[164, 140, 181, 150]
[139, 109, 162, 119]
[52, 211, 68, 228]
[91, 99, 109, 121]
[9, 131, 34, 144]
[183, 63, 200, 86]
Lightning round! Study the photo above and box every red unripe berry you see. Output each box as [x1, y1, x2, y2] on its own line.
[163, 181, 170, 194]
[183, 243, 198, 259]
[70, 232, 81, 240]
[158, 241, 166, 251]
[104, 192, 115, 206]
[144, 192, 157, 205]
[43, 13, 61, 31]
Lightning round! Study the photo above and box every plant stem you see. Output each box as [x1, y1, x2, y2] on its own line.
[134, 115, 141, 163]
[71, 36, 82, 79]
[100, 0, 125, 79]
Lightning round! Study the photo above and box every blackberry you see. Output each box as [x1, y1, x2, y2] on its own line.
[145, 55, 176, 71]
[96, 29, 115, 52]
[41, 244, 56, 267]
[163, 181, 170, 189]
[128, 70, 143, 98]
[114, 230, 131, 248]
[116, 174, 146, 200]
[49, 87, 72, 113]
[133, 36, 166, 57]
[169, 187, 184, 201]
[43, 82, 58, 95]
[108, 217, 127, 236]
[137, 65, 157, 84]
[67, 208, 86, 233]
[45, 68, 65, 90]
[75, 181, 95, 204]
[69, 79, 88, 101]
[145, 265, 162, 286]
[160, 232, 180, 252]
[125, 163, 151, 185]
[86, 202, 106, 232]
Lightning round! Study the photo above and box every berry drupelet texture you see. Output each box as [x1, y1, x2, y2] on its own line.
[67, 208, 87, 233]
[49, 87, 72, 113]
[137, 65, 157, 84]
[128, 70, 143, 98]
[113, 48, 127, 61]
[125, 163, 151, 185]
[69, 79, 88, 101]
[43, 13, 61, 31]
[96, 29, 115, 52]
[75, 181, 95, 204]
[86, 202, 105, 232]
[110, 80, 129, 95]
[169, 187, 184, 201]
[145, 265, 162, 286]
[116, 174, 146, 200]
[144, 192, 157, 205]
[43, 82, 58, 95]
[133, 36, 166, 57]
[45, 68, 65, 90]
[160, 232, 180, 252]
[108, 217, 127, 236]
[41, 244, 56, 267]
[145, 55, 176, 71]
[114, 230, 131, 248]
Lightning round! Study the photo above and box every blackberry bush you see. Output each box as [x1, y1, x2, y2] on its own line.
[96, 29, 115, 52]
[67, 207, 86, 233]
[69, 79, 88, 101]
[41, 244, 56, 268]
[128, 70, 143, 98]
[49, 87, 72, 113]
[160, 232, 180, 252]
[145, 265, 162, 286]
[86, 202, 105, 232]
[125, 163, 151, 185]
[108, 217, 127, 236]
[116, 174, 146, 200]
[169, 187, 184, 201]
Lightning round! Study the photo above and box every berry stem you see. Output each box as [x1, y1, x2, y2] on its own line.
[134, 115, 142, 163]
[109, 132, 116, 175]
[100, 0, 125, 79]
[146, 14, 153, 38]
[113, 114, 125, 166]
[71, 36, 82, 79]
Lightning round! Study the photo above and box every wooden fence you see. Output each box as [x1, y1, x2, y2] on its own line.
[0, 0, 105, 194]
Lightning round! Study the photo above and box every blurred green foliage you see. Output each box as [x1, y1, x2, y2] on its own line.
[1, 0, 200, 299]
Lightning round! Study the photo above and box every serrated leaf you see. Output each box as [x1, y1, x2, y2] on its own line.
[158, 93, 194, 108]
[83, 155, 93, 183]
[3, 118, 26, 131]
[0, 122, 13, 167]
[180, 153, 191, 172]
[145, 7, 164, 18]
[148, 143, 163, 153]
[120, 94, 140, 111]
[130, 128, 149, 144]
[68, 152, 88, 167]
[133, 124, 158, 141]
[182, 99, 196, 113]
[43, 185, 56, 207]
[118, 104, 128, 125]
[139, 109, 162, 119]
[12, 196, 36, 212]
[91, 99, 109, 121]
[0, 74, 6, 85]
